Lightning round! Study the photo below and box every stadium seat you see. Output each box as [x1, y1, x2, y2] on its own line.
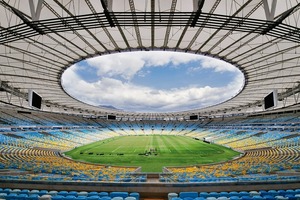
[252, 196, 264, 200]
[284, 194, 297, 200]
[26, 194, 40, 200]
[241, 196, 252, 200]
[194, 197, 206, 200]
[124, 197, 136, 200]
[220, 192, 230, 198]
[111, 197, 123, 200]
[51, 195, 65, 200]
[6, 193, 18, 200]
[229, 191, 239, 197]
[129, 192, 139, 200]
[209, 192, 220, 198]
[101, 196, 112, 200]
[276, 196, 289, 200]
[207, 197, 217, 200]
[48, 191, 58, 196]
[99, 192, 109, 197]
[21, 190, 30, 195]
[87, 196, 100, 200]
[30, 190, 40, 195]
[179, 192, 198, 199]
[250, 191, 260, 197]
[171, 197, 183, 200]
[3, 189, 12, 194]
[199, 192, 209, 198]
[88, 192, 99, 197]
[239, 192, 250, 198]
[38, 195, 52, 200]
[68, 192, 78, 197]
[110, 192, 128, 198]
[78, 192, 88, 197]
[38, 190, 48, 196]
[57, 191, 69, 197]
[65, 195, 77, 200]
[168, 193, 178, 200]
[0, 193, 7, 199]
[77, 197, 87, 200]
[11, 189, 21, 194]
[263, 195, 276, 200]
[16, 194, 29, 200]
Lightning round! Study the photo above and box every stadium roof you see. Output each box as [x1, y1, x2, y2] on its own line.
[0, 0, 300, 119]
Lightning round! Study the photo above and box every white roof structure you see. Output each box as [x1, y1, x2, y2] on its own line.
[0, 0, 300, 119]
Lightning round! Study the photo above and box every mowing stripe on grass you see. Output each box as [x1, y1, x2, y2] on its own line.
[65, 135, 241, 172]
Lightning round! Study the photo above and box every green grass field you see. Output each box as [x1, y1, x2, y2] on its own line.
[65, 135, 240, 172]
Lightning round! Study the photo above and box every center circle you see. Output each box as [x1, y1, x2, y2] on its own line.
[61, 51, 244, 113]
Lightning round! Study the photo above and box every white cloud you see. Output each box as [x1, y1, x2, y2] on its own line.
[86, 51, 202, 80]
[201, 57, 238, 72]
[187, 56, 238, 74]
[62, 51, 244, 112]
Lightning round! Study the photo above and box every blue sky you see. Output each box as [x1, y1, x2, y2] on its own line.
[61, 51, 244, 112]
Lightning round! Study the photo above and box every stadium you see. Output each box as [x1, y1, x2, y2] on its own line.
[0, 0, 299, 200]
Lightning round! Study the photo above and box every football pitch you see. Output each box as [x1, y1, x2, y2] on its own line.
[65, 135, 240, 172]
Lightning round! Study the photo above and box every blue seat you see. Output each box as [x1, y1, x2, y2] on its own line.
[17, 194, 29, 200]
[30, 190, 40, 195]
[38, 190, 48, 196]
[209, 192, 219, 198]
[129, 193, 139, 200]
[20, 189, 30, 195]
[52, 195, 65, 200]
[48, 191, 58, 196]
[268, 190, 279, 197]
[241, 196, 252, 200]
[229, 196, 240, 200]
[99, 192, 109, 198]
[218, 197, 229, 200]
[171, 198, 183, 200]
[101, 197, 111, 200]
[286, 190, 296, 196]
[220, 192, 230, 198]
[78, 192, 88, 197]
[207, 197, 217, 200]
[88, 192, 99, 197]
[77, 197, 88, 200]
[229, 192, 239, 197]
[239, 192, 250, 198]
[11, 189, 21, 194]
[263, 195, 276, 200]
[110, 192, 128, 198]
[87, 196, 100, 200]
[278, 190, 287, 196]
[3, 188, 12, 194]
[26, 194, 40, 200]
[252, 196, 264, 200]
[183, 197, 194, 200]
[194, 197, 206, 200]
[58, 191, 69, 197]
[7, 193, 18, 200]
[179, 192, 198, 199]
[0, 193, 7, 198]
[69, 192, 78, 197]
[111, 197, 123, 200]
[65, 195, 77, 200]
[285, 195, 297, 200]
[199, 192, 209, 198]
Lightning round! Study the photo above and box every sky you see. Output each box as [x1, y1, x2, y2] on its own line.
[61, 51, 244, 113]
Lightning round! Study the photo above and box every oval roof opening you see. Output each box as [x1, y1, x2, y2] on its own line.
[61, 51, 244, 113]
